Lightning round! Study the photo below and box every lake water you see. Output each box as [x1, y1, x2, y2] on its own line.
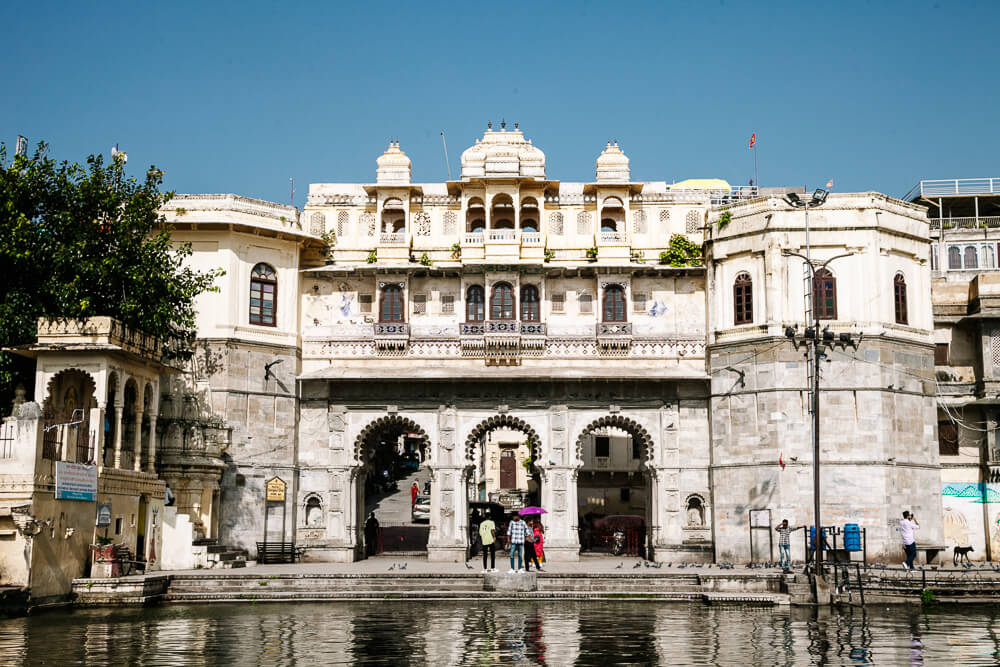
[2, 601, 999, 665]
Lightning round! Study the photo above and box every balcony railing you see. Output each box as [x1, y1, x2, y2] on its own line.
[486, 320, 520, 335]
[520, 322, 546, 336]
[374, 322, 409, 337]
[920, 179, 1000, 197]
[463, 232, 484, 246]
[599, 231, 626, 244]
[460, 322, 485, 336]
[487, 229, 517, 242]
[597, 322, 633, 336]
[521, 232, 543, 246]
[379, 232, 408, 246]
[930, 217, 1000, 230]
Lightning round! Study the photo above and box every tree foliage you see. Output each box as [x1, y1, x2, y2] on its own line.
[658, 234, 703, 267]
[0, 142, 223, 412]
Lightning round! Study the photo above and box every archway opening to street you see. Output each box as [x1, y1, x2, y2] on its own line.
[354, 416, 431, 557]
[464, 416, 543, 560]
[575, 416, 653, 557]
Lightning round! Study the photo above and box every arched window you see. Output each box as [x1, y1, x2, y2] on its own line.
[466, 285, 485, 322]
[812, 268, 837, 320]
[490, 282, 515, 320]
[948, 246, 961, 270]
[964, 246, 979, 269]
[601, 218, 618, 232]
[250, 263, 277, 326]
[734, 272, 753, 325]
[602, 285, 626, 322]
[521, 285, 540, 322]
[894, 273, 908, 325]
[379, 285, 404, 323]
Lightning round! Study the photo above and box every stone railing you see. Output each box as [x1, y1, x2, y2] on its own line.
[374, 322, 409, 337]
[487, 229, 517, 242]
[463, 232, 484, 246]
[597, 322, 633, 336]
[165, 193, 300, 229]
[520, 322, 546, 336]
[379, 232, 409, 246]
[460, 322, 485, 336]
[599, 231, 626, 244]
[521, 232, 543, 246]
[485, 320, 520, 335]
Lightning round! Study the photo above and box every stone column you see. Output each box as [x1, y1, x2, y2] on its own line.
[112, 400, 124, 469]
[147, 415, 158, 474]
[91, 402, 106, 467]
[133, 409, 144, 471]
[538, 465, 580, 561]
[427, 406, 467, 562]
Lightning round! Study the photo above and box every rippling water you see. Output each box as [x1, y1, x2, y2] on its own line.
[3, 602, 1000, 665]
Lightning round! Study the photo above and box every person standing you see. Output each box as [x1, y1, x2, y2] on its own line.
[364, 512, 380, 558]
[774, 519, 802, 569]
[900, 511, 919, 570]
[410, 482, 419, 507]
[507, 514, 529, 573]
[524, 518, 544, 572]
[479, 514, 497, 572]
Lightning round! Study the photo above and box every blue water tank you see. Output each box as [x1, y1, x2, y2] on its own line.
[844, 523, 862, 551]
[808, 526, 827, 550]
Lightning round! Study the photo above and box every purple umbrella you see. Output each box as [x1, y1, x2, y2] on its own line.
[519, 506, 547, 515]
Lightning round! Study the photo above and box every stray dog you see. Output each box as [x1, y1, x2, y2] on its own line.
[953, 545, 975, 566]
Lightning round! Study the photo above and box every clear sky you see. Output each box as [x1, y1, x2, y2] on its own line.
[3, 1, 998, 206]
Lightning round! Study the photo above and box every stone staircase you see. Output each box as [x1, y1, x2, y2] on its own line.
[166, 573, 483, 602]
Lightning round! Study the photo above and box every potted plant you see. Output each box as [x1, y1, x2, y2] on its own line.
[544, 248, 555, 262]
[585, 247, 598, 262]
[451, 242, 462, 260]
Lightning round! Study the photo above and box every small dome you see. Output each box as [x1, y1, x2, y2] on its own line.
[595, 141, 630, 183]
[460, 124, 546, 180]
[376, 141, 412, 185]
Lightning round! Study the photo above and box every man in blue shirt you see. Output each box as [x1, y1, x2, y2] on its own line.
[507, 514, 530, 573]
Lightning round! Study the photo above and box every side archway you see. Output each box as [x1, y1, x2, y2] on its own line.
[574, 415, 654, 464]
[353, 415, 431, 464]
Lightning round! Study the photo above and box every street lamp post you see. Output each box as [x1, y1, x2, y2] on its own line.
[781, 189, 858, 579]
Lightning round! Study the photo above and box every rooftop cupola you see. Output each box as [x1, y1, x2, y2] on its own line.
[595, 141, 630, 183]
[376, 140, 412, 186]
[460, 121, 545, 180]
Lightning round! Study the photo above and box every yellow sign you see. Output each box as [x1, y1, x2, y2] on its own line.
[266, 477, 286, 502]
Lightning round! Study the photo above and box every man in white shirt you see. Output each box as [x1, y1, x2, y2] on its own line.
[900, 510, 919, 570]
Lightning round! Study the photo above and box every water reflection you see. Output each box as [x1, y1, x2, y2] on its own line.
[3, 602, 1000, 665]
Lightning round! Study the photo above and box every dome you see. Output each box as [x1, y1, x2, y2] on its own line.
[595, 141, 630, 183]
[460, 123, 545, 180]
[376, 141, 412, 186]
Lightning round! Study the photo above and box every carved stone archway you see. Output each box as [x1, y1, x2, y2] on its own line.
[574, 415, 655, 465]
[464, 414, 542, 463]
[353, 415, 431, 465]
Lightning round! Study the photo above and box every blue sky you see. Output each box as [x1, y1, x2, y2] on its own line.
[2, 1, 997, 206]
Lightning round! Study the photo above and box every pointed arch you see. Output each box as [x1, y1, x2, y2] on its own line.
[353, 415, 430, 465]
[574, 415, 655, 465]
[464, 415, 542, 463]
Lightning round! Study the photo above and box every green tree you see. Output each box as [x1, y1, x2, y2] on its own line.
[0, 142, 223, 413]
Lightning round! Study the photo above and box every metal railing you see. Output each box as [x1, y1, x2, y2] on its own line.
[0, 419, 15, 459]
[485, 320, 520, 335]
[374, 322, 409, 337]
[919, 178, 1000, 197]
[930, 216, 1000, 230]
[520, 322, 546, 336]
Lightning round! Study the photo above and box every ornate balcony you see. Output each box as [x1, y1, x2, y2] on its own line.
[379, 232, 409, 246]
[374, 322, 409, 355]
[486, 320, 520, 335]
[596, 321, 632, 354]
[460, 322, 485, 336]
[520, 322, 546, 336]
[487, 229, 517, 242]
[463, 232, 484, 246]
[521, 232, 543, 246]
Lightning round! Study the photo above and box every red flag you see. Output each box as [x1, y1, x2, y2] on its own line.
[826, 179, 834, 188]
[779, 452, 785, 470]
[749, 132, 756, 149]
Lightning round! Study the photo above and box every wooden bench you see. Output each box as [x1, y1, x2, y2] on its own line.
[256, 541, 302, 564]
[114, 545, 146, 576]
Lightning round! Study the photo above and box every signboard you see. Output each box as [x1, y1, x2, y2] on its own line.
[96, 502, 112, 526]
[55, 462, 98, 501]
[266, 476, 287, 502]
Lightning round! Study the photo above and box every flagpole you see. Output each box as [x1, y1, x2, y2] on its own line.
[753, 142, 758, 192]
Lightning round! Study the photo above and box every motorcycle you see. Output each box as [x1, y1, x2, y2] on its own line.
[611, 529, 626, 556]
[381, 469, 398, 493]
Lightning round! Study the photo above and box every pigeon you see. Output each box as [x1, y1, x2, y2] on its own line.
[616, 562, 623, 569]
[653, 563, 663, 569]
[633, 562, 642, 569]
[644, 561, 650, 568]
[465, 562, 473, 570]
[388, 564, 395, 571]
[400, 563, 407, 570]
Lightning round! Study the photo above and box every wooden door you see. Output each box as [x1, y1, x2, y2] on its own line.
[499, 450, 517, 489]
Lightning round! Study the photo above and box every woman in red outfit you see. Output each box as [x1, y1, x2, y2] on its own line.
[532, 519, 544, 564]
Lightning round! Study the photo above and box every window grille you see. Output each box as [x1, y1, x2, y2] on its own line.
[441, 294, 455, 314]
[992, 338, 1000, 368]
[309, 212, 325, 235]
[685, 210, 701, 233]
[632, 210, 646, 234]
[414, 212, 431, 236]
[549, 212, 564, 235]
[577, 211, 591, 235]
[413, 294, 426, 314]
[659, 209, 671, 225]
[361, 212, 376, 236]
[579, 293, 593, 314]
[337, 211, 349, 237]
[359, 294, 373, 314]
[551, 293, 565, 313]
[632, 292, 647, 313]
[443, 211, 457, 236]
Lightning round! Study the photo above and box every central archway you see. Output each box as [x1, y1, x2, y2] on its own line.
[574, 415, 655, 558]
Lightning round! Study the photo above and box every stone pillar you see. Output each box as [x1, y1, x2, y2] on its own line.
[91, 402, 106, 467]
[538, 465, 580, 560]
[112, 400, 124, 469]
[133, 409, 144, 471]
[147, 415, 158, 474]
[427, 405, 467, 561]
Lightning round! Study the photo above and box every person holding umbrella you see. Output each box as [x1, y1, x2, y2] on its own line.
[519, 507, 547, 572]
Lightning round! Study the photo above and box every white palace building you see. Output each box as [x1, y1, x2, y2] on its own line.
[2, 125, 945, 591]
